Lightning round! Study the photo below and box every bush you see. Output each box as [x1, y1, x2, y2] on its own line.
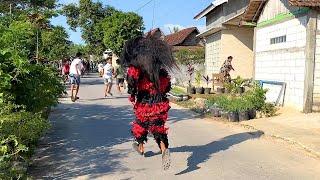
[0, 112, 50, 179]
[261, 103, 278, 117]
[243, 82, 267, 111]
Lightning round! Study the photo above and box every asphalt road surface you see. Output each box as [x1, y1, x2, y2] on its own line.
[29, 75, 320, 180]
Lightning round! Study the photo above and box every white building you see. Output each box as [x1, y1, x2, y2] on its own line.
[242, 0, 320, 112]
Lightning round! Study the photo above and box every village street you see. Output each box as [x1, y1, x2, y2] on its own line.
[29, 75, 320, 180]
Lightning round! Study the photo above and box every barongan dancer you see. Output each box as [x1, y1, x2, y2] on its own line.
[121, 35, 177, 170]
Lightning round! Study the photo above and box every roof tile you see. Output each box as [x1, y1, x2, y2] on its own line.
[164, 27, 198, 46]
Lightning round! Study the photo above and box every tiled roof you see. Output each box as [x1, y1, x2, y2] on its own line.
[145, 28, 163, 36]
[289, 0, 320, 6]
[164, 27, 198, 46]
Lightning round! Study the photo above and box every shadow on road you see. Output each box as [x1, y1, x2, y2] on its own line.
[171, 131, 264, 175]
[29, 102, 134, 179]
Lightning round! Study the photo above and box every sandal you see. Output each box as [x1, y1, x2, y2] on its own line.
[132, 143, 144, 156]
[162, 149, 171, 170]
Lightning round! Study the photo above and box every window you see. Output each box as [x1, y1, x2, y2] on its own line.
[270, 35, 286, 44]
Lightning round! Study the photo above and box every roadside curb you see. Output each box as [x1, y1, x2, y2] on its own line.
[171, 102, 320, 159]
[237, 123, 320, 159]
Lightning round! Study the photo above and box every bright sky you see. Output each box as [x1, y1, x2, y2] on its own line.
[51, 0, 213, 44]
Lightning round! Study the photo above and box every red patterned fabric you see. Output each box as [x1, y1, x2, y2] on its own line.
[127, 65, 171, 141]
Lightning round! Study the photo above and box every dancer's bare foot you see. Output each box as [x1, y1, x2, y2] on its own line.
[160, 142, 170, 170]
[132, 143, 144, 156]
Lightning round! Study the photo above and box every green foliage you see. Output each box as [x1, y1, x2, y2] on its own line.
[40, 26, 70, 61]
[244, 82, 267, 111]
[261, 103, 278, 117]
[224, 76, 250, 94]
[171, 86, 186, 96]
[174, 48, 205, 65]
[13, 65, 65, 112]
[0, 112, 50, 179]
[0, 12, 65, 178]
[0, 0, 57, 15]
[102, 11, 144, 56]
[194, 70, 202, 87]
[62, 0, 117, 55]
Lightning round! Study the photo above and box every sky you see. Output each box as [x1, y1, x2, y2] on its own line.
[51, 0, 213, 44]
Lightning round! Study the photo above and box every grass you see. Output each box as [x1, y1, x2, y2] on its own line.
[170, 86, 186, 95]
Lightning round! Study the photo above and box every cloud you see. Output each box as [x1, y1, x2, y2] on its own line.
[162, 24, 186, 34]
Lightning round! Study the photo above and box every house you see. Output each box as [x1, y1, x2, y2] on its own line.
[145, 28, 165, 39]
[241, 0, 320, 112]
[194, 0, 259, 79]
[164, 27, 205, 86]
[164, 27, 204, 50]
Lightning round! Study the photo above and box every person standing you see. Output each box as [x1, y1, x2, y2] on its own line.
[98, 62, 104, 77]
[121, 36, 177, 170]
[114, 59, 125, 94]
[103, 57, 114, 97]
[62, 59, 70, 83]
[220, 56, 235, 83]
[69, 52, 84, 102]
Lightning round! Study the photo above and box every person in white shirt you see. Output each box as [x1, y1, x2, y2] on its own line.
[98, 63, 104, 77]
[103, 57, 114, 97]
[69, 52, 84, 102]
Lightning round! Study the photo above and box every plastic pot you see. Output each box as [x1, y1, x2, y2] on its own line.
[248, 109, 256, 119]
[204, 88, 211, 94]
[217, 87, 225, 94]
[237, 87, 245, 94]
[196, 87, 205, 94]
[211, 107, 221, 117]
[221, 111, 229, 119]
[182, 95, 189, 101]
[175, 95, 183, 102]
[239, 111, 250, 121]
[187, 86, 196, 94]
[228, 111, 239, 122]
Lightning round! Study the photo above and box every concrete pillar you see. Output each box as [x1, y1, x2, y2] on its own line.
[303, 9, 318, 113]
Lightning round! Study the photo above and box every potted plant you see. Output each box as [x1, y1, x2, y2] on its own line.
[186, 63, 196, 94]
[226, 98, 240, 122]
[216, 95, 229, 119]
[195, 70, 204, 94]
[203, 75, 211, 94]
[217, 87, 225, 94]
[224, 82, 234, 94]
[232, 76, 247, 94]
[238, 98, 252, 121]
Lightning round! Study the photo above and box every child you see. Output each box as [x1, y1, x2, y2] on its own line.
[103, 57, 114, 97]
[121, 35, 177, 170]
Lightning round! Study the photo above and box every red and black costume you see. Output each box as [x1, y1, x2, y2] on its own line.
[121, 36, 176, 149]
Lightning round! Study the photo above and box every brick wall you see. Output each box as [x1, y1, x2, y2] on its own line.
[255, 16, 307, 110]
[205, 32, 221, 75]
[313, 14, 320, 111]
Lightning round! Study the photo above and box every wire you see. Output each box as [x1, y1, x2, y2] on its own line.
[151, 0, 156, 28]
[135, 0, 154, 12]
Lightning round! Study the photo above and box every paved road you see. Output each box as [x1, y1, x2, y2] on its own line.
[29, 75, 320, 180]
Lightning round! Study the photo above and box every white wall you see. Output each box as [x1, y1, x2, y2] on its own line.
[313, 14, 320, 111]
[205, 32, 221, 75]
[255, 16, 307, 110]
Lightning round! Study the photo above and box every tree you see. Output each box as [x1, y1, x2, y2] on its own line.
[0, 0, 57, 16]
[62, 0, 117, 55]
[173, 26, 180, 33]
[102, 11, 144, 56]
[174, 48, 205, 65]
[41, 26, 70, 61]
